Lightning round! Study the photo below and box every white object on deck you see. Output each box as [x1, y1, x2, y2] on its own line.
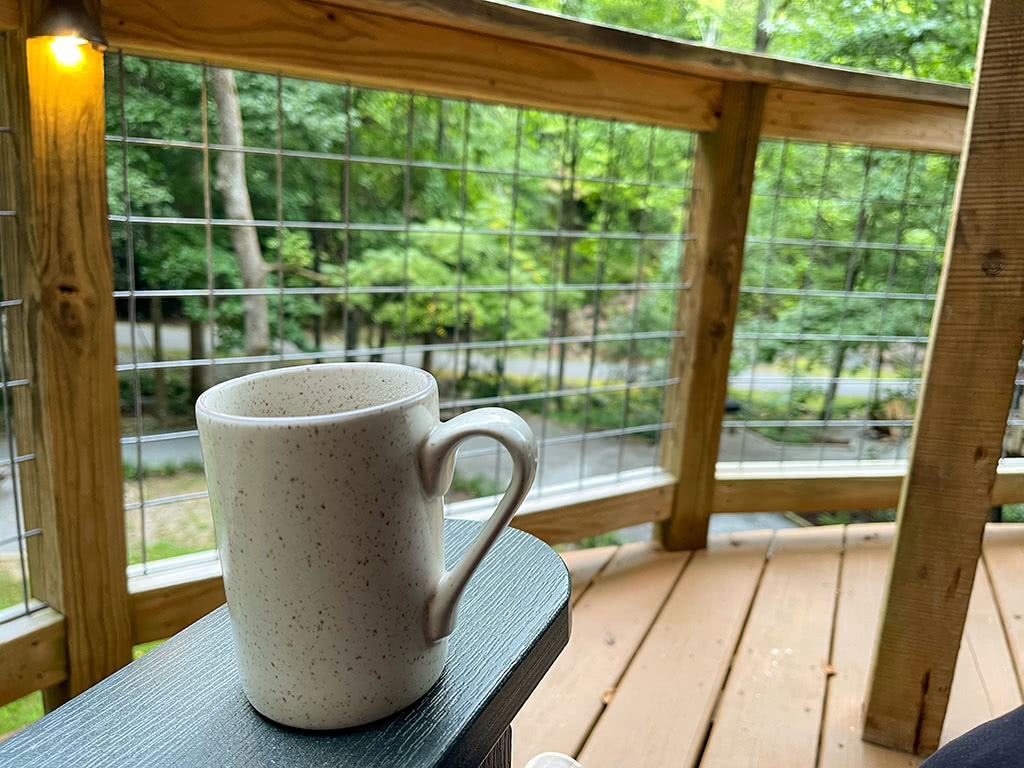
[524, 754, 583, 768]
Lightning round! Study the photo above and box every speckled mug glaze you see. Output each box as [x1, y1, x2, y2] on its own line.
[196, 363, 537, 729]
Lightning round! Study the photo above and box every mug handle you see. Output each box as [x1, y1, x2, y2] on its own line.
[419, 407, 538, 642]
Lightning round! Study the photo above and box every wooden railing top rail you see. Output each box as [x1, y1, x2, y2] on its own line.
[345, 0, 971, 108]
[0, 0, 969, 153]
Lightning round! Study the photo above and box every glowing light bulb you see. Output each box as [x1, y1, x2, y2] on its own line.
[50, 35, 87, 67]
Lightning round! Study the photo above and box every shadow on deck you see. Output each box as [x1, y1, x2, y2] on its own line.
[512, 523, 1024, 767]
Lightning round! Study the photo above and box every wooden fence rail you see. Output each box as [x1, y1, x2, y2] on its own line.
[0, 2, 1013, 755]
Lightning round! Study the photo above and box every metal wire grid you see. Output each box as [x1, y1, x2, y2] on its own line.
[108, 54, 695, 569]
[0, 45, 45, 622]
[723, 139, 959, 467]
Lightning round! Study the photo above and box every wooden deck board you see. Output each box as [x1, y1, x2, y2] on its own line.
[511, 542, 690, 768]
[819, 524, 921, 768]
[560, 546, 617, 605]
[982, 524, 1024, 691]
[577, 530, 773, 768]
[700, 526, 844, 767]
[514, 523, 1022, 768]
[940, 561, 1022, 743]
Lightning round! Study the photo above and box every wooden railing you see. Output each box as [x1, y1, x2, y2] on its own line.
[0, 0, 1008, 754]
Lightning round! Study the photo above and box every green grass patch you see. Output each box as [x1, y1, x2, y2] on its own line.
[0, 570, 25, 611]
[127, 540, 208, 566]
[123, 458, 204, 481]
[0, 692, 42, 737]
[133, 640, 165, 659]
[573, 531, 625, 549]
[725, 387, 875, 443]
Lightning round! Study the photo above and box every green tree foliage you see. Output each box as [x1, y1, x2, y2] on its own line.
[522, 0, 983, 84]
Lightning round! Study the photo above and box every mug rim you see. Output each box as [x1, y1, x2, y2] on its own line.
[196, 362, 437, 426]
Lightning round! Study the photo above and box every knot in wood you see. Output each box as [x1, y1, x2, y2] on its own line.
[52, 283, 87, 337]
[982, 249, 1004, 276]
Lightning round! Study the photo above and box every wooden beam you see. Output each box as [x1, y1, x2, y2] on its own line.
[94, 0, 969, 154]
[22, 6, 132, 703]
[712, 461, 1024, 515]
[0, 608, 67, 707]
[510, 473, 674, 545]
[659, 81, 766, 551]
[762, 86, 966, 154]
[0, 29, 63, 616]
[100, 0, 719, 134]
[864, 0, 1024, 754]
[332, 0, 970, 108]
[128, 560, 226, 645]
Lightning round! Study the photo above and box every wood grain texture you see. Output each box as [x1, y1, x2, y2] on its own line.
[577, 530, 773, 768]
[0, 0, 16, 30]
[982, 524, 1024, 690]
[819, 525, 922, 768]
[701, 526, 843, 767]
[763, 86, 965, 154]
[713, 462, 1024, 514]
[128, 559, 225, 644]
[939, 562, 1022, 745]
[0, 608, 67, 706]
[659, 81, 766, 550]
[714, 463, 905, 514]
[511, 473, 673, 545]
[0, 521, 571, 768]
[341, 0, 969, 108]
[0, 29, 62, 615]
[480, 727, 511, 768]
[511, 542, 690, 767]
[20, 19, 133, 704]
[863, 1, 1024, 753]
[560, 545, 616, 606]
[101, 0, 719, 132]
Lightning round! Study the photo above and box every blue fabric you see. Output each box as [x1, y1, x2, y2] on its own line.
[922, 706, 1024, 767]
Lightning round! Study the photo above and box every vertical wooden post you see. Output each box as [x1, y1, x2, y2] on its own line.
[11, 2, 132, 706]
[659, 82, 765, 551]
[1, 28, 62, 609]
[864, 0, 1024, 754]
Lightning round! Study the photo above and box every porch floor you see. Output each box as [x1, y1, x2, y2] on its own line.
[511, 523, 1024, 767]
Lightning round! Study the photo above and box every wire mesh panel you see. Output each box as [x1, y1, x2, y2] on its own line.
[106, 54, 695, 570]
[0, 35, 44, 623]
[723, 140, 959, 468]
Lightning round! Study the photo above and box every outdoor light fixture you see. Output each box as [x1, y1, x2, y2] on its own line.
[28, 0, 107, 67]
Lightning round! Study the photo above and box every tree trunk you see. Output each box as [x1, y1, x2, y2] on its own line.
[210, 68, 271, 366]
[819, 207, 868, 422]
[436, 101, 446, 156]
[463, 320, 473, 381]
[152, 297, 166, 420]
[312, 244, 323, 362]
[371, 323, 387, 362]
[754, 0, 773, 52]
[345, 307, 361, 361]
[189, 319, 207, 403]
[421, 332, 434, 372]
[554, 144, 578, 406]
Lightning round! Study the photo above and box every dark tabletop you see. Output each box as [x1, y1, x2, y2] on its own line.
[0, 520, 570, 768]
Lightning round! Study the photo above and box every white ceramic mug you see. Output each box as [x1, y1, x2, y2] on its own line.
[196, 363, 537, 729]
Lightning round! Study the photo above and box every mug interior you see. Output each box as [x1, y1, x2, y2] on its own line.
[199, 363, 434, 420]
